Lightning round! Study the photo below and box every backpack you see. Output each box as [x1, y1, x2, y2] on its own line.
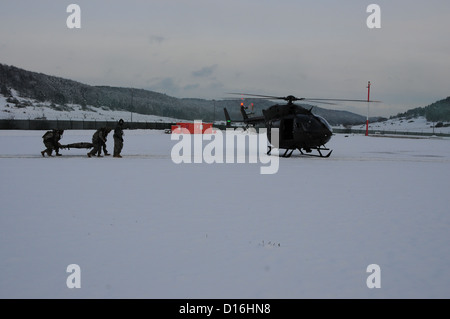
[42, 131, 53, 140]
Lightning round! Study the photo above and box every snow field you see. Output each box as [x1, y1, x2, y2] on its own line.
[0, 130, 449, 298]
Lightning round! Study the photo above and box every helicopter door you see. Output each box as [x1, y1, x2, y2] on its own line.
[281, 118, 294, 140]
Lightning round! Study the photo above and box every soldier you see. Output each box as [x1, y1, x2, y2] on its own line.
[97, 127, 111, 156]
[56, 130, 64, 155]
[87, 127, 107, 158]
[113, 119, 124, 158]
[41, 129, 64, 157]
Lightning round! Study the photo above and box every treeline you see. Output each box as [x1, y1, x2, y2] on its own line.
[394, 97, 450, 122]
[0, 63, 230, 121]
[1, 62, 377, 125]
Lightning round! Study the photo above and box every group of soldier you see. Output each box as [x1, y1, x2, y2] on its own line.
[41, 119, 125, 158]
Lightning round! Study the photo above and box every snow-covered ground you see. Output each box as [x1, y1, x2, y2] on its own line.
[348, 116, 450, 135]
[1, 129, 450, 299]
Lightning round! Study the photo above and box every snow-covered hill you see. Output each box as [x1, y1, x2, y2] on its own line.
[0, 90, 182, 123]
[345, 116, 450, 135]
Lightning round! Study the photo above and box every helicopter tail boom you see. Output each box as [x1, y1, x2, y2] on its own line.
[224, 108, 232, 128]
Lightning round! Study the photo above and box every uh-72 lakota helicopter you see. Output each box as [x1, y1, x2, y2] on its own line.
[223, 92, 379, 158]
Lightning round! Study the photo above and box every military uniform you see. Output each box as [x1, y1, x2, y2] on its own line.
[41, 129, 64, 157]
[97, 127, 111, 156]
[88, 128, 107, 158]
[113, 119, 124, 158]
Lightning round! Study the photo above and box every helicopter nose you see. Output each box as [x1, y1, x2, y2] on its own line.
[322, 131, 332, 143]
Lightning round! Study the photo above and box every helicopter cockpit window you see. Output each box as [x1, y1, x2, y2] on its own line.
[296, 115, 317, 132]
[295, 115, 307, 129]
[317, 116, 333, 132]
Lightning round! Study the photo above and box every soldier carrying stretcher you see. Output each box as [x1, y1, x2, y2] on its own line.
[41, 129, 64, 157]
[88, 127, 110, 158]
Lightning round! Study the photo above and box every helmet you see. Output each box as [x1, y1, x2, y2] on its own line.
[118, 119, 124, 125]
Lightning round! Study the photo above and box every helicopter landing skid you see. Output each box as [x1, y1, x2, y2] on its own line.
[299, 147, 333, 158]
[267, 146, 294, 158]
[267, 146, 292, 157]
[267, 146, 332, 158]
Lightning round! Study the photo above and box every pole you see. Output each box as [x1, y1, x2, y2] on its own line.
[366, 81, 371, 136]
[130, 89, 134, 123]
[213, 99, 216, 125]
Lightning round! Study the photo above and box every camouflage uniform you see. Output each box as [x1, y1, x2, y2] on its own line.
[113, 119, 124, 158]
[41, 129, 64, 157]
[88, 128, 106, 158]
[96, 127, 111, 156]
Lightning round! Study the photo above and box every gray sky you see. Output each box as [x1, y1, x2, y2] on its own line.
[1, 0, 449, 117]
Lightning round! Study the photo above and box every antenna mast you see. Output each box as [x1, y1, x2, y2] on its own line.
[366, 81, 371, 136]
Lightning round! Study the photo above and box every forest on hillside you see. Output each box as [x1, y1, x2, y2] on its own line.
[394, 97, 450, 122]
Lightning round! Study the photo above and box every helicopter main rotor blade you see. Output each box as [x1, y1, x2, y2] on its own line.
[226, 93, 285, 100]
[302, 100, 337, 105]
[222, 96, 275, 100]
[303, 98, 382, 103]
[226, 93, 381, 103]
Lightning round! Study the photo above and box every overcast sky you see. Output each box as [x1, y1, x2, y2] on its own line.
[1, 0, 449, 117]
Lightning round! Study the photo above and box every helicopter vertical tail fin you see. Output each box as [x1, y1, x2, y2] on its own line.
[240, 105, 249, 122]
[224, 108, 232, 128]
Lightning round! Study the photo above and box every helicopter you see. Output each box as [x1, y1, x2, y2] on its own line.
[224, 93, 379, 158]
